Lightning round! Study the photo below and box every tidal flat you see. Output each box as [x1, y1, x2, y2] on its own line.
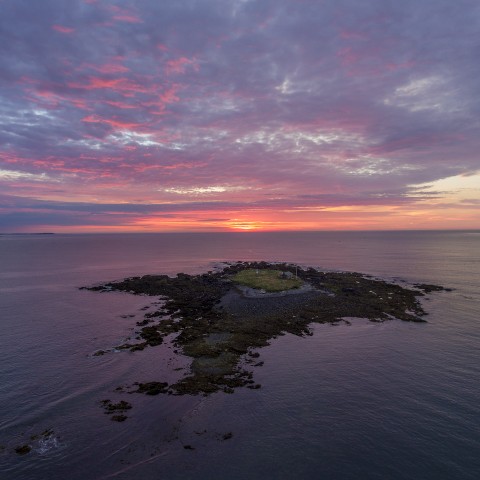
[84, 261, 449, 415]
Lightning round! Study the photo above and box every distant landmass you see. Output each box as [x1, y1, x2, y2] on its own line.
[0, 232, 54, 236]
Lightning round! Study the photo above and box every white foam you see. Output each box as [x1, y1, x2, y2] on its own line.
[36, 435, 61, 455]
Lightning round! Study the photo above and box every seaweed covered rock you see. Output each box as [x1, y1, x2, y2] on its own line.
[85, 262, 448, 396]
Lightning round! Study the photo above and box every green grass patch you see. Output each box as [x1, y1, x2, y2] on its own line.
[232, 269, 303, 292]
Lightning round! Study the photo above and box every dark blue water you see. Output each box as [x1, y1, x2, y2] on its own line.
[1, 231, 479, 479]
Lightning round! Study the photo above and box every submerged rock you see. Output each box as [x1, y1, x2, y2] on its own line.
[413, 283, 453, 293]
[134, 382, 169, 395]
[111, 415, 128, 422]
[14, 445, 31, 455]
[101, 399, 132, 420]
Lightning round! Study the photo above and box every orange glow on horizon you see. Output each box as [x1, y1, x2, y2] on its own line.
[4, 184, 480, 234]
[226, 219, 263, 231]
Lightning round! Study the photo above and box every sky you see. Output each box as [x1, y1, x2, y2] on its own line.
[1, 0, 479, 233]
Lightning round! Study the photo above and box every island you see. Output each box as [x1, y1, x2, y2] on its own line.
[84, 261, 449, 417]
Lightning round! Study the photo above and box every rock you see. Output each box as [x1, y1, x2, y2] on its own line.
[84, 262, 447, 397]
[413, 283, 451, 293]
[15, 445, 31, 455]
[111, 415, 128, 422]
[101, 399, 132, 415]
[135, 382, 169, 395]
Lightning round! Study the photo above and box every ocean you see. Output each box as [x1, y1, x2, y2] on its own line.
[0, 231, 479, 479]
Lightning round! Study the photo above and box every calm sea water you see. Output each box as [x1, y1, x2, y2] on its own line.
[0, 231, 479, 479]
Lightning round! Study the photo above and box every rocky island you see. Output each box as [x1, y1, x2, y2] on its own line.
[84, 261, 449, 416]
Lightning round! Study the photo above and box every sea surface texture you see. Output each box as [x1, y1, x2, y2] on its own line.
[0, 231, 479, 479]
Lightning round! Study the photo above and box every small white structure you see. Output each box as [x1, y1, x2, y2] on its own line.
[279, 271, 294, 279]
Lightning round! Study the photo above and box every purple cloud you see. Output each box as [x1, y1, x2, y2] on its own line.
[1, 0, 479, 231]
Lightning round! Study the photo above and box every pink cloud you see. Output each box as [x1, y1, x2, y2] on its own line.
[32, 90, 60, 106]
[91, 63, 130, 74]
[159, 85, 180, 103]
[138, 85, 181, 114]
[113, 14, 143, 23]
[68, 76, 151, 95]
[166, 57, 198, 75]
[108, 5, 143, 24]
[385, 61, 415, 72]
[52, 25, 75, 34]
[82, 114, 143, 130]
[104, 100, 137, 109]
[69, 97, 91, 110]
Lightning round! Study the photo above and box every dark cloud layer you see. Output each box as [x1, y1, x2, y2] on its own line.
[1, 0, 479, 231]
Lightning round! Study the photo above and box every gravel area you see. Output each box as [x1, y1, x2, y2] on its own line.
[218, 288, 324, 319]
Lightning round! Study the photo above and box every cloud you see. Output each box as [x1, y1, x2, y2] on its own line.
[52, 25, 75, 34]
[1, 0, 480, 231]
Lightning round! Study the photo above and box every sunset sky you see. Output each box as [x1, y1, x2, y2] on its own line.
[1, 0, 479, 232]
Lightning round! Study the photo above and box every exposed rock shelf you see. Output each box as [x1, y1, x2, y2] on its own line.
[84, 261, 450, 407]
